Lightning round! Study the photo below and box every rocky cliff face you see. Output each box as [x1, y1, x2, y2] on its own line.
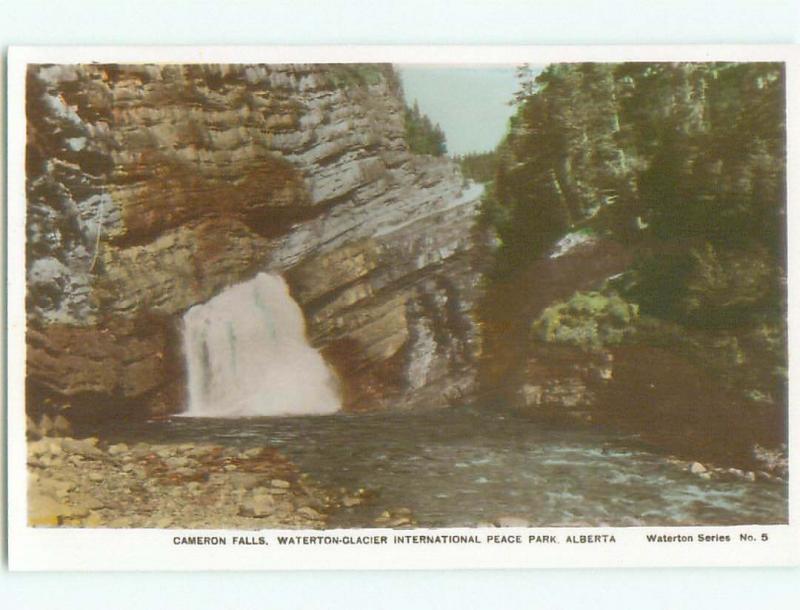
[26, 63, 484, 416]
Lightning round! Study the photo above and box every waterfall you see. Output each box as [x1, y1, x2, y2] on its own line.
[181, 273, 341, 417]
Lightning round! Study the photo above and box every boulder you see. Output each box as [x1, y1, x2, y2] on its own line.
[296, 506, 323, 520]
[239, 493, 276, 518]
[689, 462, 707, 475]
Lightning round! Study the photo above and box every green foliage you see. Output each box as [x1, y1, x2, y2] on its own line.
[404, 100, 447, 156]
[485, 148, 570, 272]
[477, 182, 510, 231]
[623, 252, 694, 321]
[532, 290, 639, 352]
[682, 243, 781, 327]
[636, 72, 786, 252]
[324, 65, 387, 89]
[487, 61, 785, 338]
[631, 313, 786, 404]
[455, 151, 498, 183]
[489, 62, 785, 269]
[624, 242, 783, 330]
[485, 61, 787, 422]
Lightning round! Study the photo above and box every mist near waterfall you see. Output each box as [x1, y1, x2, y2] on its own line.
[181, 273, 341, 417]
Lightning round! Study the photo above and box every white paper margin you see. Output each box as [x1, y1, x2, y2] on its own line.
[7, 45, 800, 571]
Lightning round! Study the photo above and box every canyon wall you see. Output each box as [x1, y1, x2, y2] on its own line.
[25, 63, 484, 416]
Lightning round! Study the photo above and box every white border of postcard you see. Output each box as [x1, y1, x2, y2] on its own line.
[7, 45, 800, 570]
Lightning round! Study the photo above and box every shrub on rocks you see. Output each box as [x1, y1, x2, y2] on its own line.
[532, 290, 639, 352]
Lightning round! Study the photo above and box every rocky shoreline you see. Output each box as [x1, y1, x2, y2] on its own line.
[27, 434, 340, 529]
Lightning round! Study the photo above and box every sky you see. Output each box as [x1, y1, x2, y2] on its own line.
[398, 65, 521, 156]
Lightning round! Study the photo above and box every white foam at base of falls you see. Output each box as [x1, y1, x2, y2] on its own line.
[181, 273, 341, 417]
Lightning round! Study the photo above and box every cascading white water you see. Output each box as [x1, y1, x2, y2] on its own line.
[181, 273, 341, 417]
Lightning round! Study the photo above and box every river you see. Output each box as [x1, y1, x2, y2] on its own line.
[82, 404, 787, 528]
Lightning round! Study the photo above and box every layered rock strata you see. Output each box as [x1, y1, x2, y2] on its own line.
[25, 63, 484, 416]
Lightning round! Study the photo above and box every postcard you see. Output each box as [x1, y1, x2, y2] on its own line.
[7, 45, 799, 570]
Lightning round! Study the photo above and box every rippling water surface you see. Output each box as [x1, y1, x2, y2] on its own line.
[92, 406, 787, 527]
